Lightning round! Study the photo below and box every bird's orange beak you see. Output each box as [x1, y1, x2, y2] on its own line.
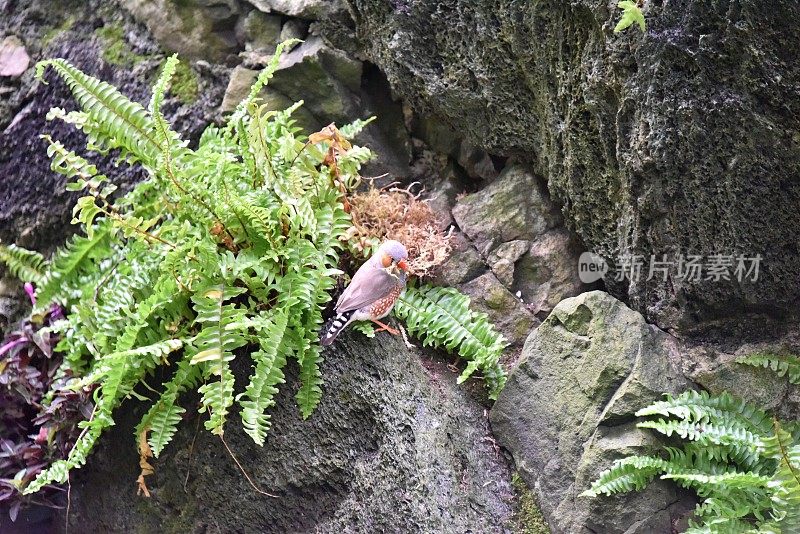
[397, 259, 408, 272]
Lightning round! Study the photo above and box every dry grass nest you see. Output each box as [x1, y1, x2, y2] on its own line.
[345, 183, 453, 278]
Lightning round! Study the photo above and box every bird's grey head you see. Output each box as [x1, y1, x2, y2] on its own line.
[373, 239, 409, 275]
[380, 240, 408, 262]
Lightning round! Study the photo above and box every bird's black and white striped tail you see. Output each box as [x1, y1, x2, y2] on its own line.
[320, 310, 356, 346]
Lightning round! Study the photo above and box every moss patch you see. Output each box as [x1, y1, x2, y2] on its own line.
[42, 16, 76, 47]
[167, 60, 199, 104]
[95, 24, 148, 66]
[511, 472, 550, 534]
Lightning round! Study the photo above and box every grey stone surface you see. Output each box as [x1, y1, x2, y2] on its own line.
[488, 240, 529, 287]
[459, 271, 537, 348]
[682, 334, 800, 423]
[220, 65, 258, 113]
[490, 291, 695, 533]
[237, 10, 282, 53]
[279, 19, 309, 49]
[121, 0, 240, 62]
[0, 0, 227, 261]
[345, 0, 800, 334]
[432, 231, 486, 287]
[452, 164, 560, 257]
[513, 229, 588, 315]
[249, 0, 344, 19]
[60, 331, 515, 533]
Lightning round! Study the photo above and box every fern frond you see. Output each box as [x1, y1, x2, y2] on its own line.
[150, 54, 178, 115]
[663, 471, 771, 491]
[615, 1, 646, 33]
[394, 284, 507, 399]
[636, 390, 774, 437]
[36, 58, 159, 164]
[0, 242, 45, 284]
[338, 116, 376, 139]
[35, 224, 113, 308]
[580, 455, 669, 497]
[638, 419, 764, 466]
[764, 423, 800, 529]
[227, 39, 301, 129]
[238, 311, 289, 444]
[137, 358, 202, 457]
[737, 352, 800, 385]
[295, 339, 323, 419]
[190, 284, 248, 435]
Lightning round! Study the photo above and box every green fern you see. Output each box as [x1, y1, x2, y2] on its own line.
[763, 423, 800, 530]
[615, 1, 646, 33]
[737, 352, 800, 385]
[583, 390, 800, 532]
[393, 283, 508, 399]
[35, 58, 159, 164]
[238, 312, 288, 445]
[1, 41, 508, 499]
[0, 242, 45, 284]
[580, 455, 668, 497]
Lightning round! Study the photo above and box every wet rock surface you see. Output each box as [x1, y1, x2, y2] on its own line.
[346, 0, 800, 334]
[61, 331, 515, 533]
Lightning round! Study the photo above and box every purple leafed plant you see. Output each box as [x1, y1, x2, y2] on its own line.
[0, 303, 95, 521]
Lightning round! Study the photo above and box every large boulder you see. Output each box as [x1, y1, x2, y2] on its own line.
[490, 291, 696, 533]
[60, 330, 515, 533]
[344, 0, 800, 334]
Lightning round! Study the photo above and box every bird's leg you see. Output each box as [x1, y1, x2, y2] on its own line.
[371, 319, 400, 336]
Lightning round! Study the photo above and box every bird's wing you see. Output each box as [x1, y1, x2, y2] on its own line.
[335, 263, 399, 313]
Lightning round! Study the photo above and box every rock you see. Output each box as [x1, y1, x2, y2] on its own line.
[410, 112, 460, 157]
[227, 36, 411, 178]
[221, 37, 360, 130]
[457, 142, 497, 182]
[488, 240, 529, 287]
[0, 36, 30, 77]
[220, 65, 258, 113]
[0, 275, 26, 332]
[432, 231, 486, 287]
[0, 0, 228, 255]
[248, 0, 344, 20]
[414, 154, 468, 231]
[60, 331, 515, 532]
[121, 0, 240, 62]
[218, 36, 362, 132]
[459, 272, 537, 347]
[279, 18, 310, 48]
[345, 0, 800, 334]
[237, 10, 282, 52]
[513, 229, 588, 315]
[490, 291, 695, 533]
[452, 164, 560, 257]
[275, 35, 362, 98]
[682, 337, 800, 422]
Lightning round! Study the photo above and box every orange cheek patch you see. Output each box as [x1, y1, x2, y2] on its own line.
[381, 253, 392, 268]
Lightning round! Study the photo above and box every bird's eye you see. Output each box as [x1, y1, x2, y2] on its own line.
[381, 253, 392, 268]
